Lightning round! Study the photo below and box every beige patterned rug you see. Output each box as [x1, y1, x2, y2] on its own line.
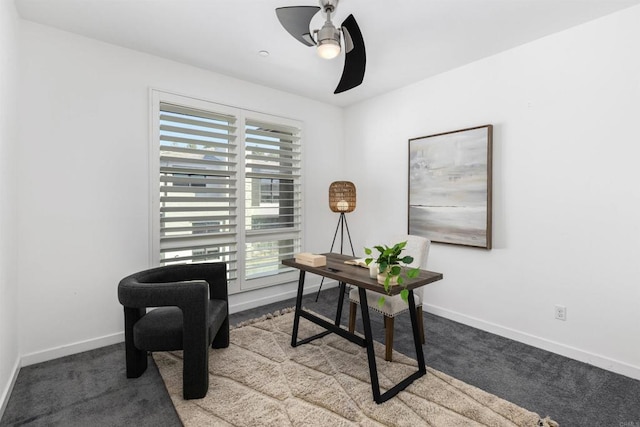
[154, 309, 558, 426]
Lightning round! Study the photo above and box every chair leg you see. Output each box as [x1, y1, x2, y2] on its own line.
[384, 315, 394, 362]
[348, 301, 357, 333]
[212, 315, 230, 349]
[182, 342, 209, 400]
[417, 306, 425, 344]
[123, 307, 147, 378]
[124, 341, 147, 378]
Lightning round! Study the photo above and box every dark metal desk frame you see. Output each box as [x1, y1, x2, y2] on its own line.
[282, 253, 443, 404]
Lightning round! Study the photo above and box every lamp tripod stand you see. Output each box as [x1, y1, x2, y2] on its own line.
[315, 180, 357, 301]
[315, 212, 355, 301]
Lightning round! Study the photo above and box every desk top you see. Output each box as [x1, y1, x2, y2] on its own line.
[282, 252, 443, 296]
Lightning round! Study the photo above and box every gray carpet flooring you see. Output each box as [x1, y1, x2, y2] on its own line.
[2, 287, 639, 426]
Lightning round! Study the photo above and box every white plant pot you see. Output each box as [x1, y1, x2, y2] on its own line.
[376, 272, 399, 286]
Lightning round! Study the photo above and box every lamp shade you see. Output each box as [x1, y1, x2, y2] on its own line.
[329, 181, 356, 213]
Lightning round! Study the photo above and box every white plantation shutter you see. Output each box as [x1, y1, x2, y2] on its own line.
[244, 117, 302, 280]
[152, 92, 302, 291]
[158, 102, 239, 281]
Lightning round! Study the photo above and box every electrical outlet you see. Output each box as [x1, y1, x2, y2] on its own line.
[555, 305, 567, 321]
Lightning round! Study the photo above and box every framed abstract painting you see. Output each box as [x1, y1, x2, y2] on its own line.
[408, 125, 493, 249]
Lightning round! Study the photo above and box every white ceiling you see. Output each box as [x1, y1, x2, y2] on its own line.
[15, 0, 640, 107]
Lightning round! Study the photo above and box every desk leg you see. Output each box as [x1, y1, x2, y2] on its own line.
[358, 287, 382, 403]
[291, 270, 306, 347]
[408, 290, 426, 374]
[334, 281, 346, 326]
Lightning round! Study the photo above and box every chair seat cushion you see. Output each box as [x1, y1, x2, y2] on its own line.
[348, 287, 421, 318]
[133, 299, 227, 351]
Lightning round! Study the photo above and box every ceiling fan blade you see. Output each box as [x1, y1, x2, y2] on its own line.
[276, 6, 321, 47]
[334, 14, 366, 94]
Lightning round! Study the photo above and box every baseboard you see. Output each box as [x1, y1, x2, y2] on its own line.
[0, 358, 20, 421]
[17, 281, 339, 368]
[424, 303, 640, 381]
[229, 280, 338, 314]
[20, 332, 125, 367]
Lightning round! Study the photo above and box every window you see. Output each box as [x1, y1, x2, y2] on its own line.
[151, 92, 302, 291]
[244, 118, 301, 281]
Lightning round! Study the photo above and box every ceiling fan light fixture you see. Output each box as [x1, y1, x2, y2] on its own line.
[317, 38, 340, 59]
[316, 21, 341, 59]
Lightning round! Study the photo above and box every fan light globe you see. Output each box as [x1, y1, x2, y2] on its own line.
[317, 40, 340, 59]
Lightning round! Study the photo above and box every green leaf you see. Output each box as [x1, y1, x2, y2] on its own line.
[407, 268, 420, 279]
[364, 247, 372, 255]
[390, 265, 401, 276]
[400, 289, 409, 302]
[397, 276, 404, 286]
[377, 296, 386, 308]
[401, 255, 414, 264]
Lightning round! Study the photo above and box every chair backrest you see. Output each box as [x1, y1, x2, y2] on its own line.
[402, 235, 430, 269]
[118, 262, 228, 309]
[398, 235, 430, 299]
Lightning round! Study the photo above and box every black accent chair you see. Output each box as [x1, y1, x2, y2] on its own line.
[117, 262, 229, 399]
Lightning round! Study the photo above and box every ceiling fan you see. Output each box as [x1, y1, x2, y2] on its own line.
[275, 0, 366, 94]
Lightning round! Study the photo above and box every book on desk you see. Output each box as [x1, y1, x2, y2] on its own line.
[343, 258, 369, 268]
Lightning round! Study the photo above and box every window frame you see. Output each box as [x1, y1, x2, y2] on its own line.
[150, 90, 303, 294]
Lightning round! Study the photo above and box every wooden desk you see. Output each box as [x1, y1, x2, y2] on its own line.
[282, 252, 443, 404]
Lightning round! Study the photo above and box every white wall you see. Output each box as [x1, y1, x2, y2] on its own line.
[17, 21, 344, 364]
[9, 1, 639, 399]
[344, 5, 640, 379]
[0, 0, 21, 416]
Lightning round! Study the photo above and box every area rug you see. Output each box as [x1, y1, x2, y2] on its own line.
[154, 308, 558, 426]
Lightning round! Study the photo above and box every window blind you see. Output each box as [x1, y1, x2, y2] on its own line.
[244, 117, 302, 280]
[158, 102, 238, 281]
[154, 94, 302, 290]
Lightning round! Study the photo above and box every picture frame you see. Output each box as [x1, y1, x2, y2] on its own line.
[408, 125, 493, 249]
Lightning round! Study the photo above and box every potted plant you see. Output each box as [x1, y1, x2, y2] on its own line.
[364, 241, 421, 305]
